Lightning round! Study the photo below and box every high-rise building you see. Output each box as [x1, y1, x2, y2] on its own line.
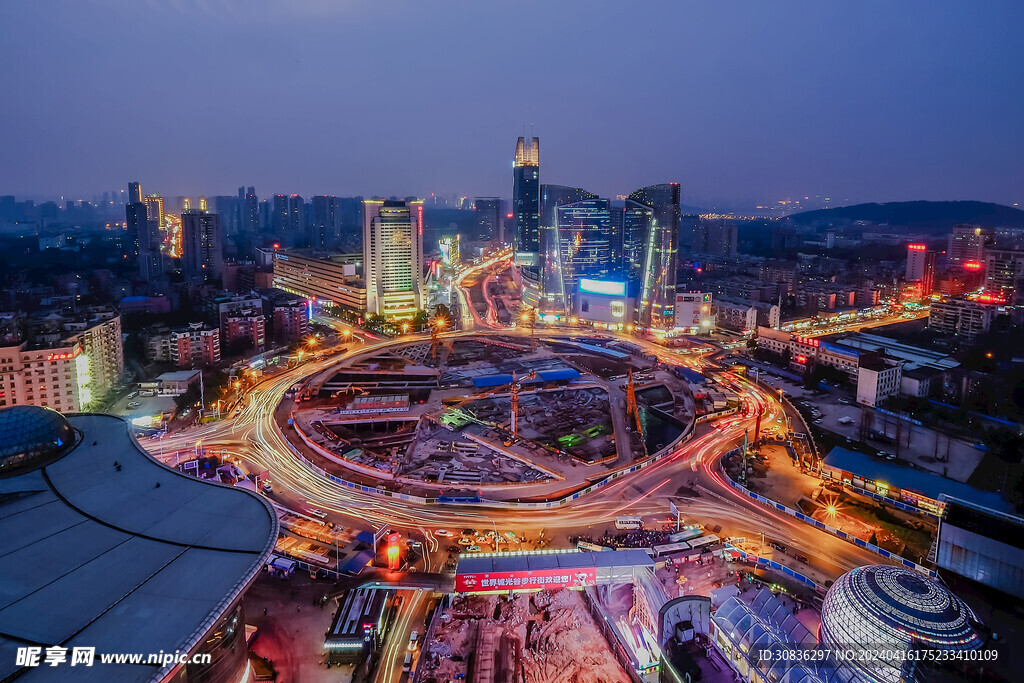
[208, 292, 266, 353]
[363, 199, 425, 319]
[288, 194, 305, 238]
[513, 136, 541, 307]
[556, 198, 617, 303]
[125, 181, 146, 260]
[681, 217, 738, 256]
[214, 195, 240, 235]
[906, 243, 928, 281]
[272, 194, 288, 234]
[622, 201, 653, 285]
[144, 193, 165, 229]
[537, 184, 599, 315]
[983, 248, 1024, 303]
[474, 197, 502, 242]
[310, 195, 340, 249]
[947, 225, 992, 269]
[127, 184, 163, 281]
[627, 183, 680, 329]
[181, 210, 224, 282]
[240, 186, 259, 234]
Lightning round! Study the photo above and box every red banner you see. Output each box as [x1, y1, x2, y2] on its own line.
[456, 567, 597, 593]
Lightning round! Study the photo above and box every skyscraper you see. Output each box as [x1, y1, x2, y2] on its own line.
[556, 198, 617, 303]
[539, 184, 598, 315]
[310, 195, 339, 249]
[242, 186, 259, 234]
[627, 183, 680, 329]
[363, 199, 425, 319]
[474, 197, 502, 242]
[181, 210, 224, 282]
[272, 194, 288, 234]
[513, 136, 541, 307]
[288, 194, 305, 238]
[125, 181, 145, 260]
[947, 225, 992, 269]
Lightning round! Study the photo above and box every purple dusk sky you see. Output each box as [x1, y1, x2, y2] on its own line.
[1, 1, 1022, 209]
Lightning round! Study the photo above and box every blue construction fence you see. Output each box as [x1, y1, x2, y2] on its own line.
[723, 544, 821, 590]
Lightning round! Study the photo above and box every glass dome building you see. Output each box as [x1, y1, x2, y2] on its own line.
[820, 565, 983, 683]
[0, 405, 77, 476]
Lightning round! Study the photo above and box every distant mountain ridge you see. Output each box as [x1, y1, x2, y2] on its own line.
[789, 201, 1024, 231]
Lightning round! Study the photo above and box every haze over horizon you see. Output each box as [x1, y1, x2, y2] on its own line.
[2, 1, 1022, 209]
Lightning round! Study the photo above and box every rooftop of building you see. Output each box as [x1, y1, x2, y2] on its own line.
[155, 369, 201, 382]
[823, 447, 1012, 512]
[940, 496, 1024, 550]
[0, 412, 277, 682]
[837, 331, 959, 371]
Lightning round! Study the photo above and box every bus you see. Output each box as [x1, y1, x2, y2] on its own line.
[614, 516, 643, 530]
[653, 541, 691, 557]
[688, 534, 720, 551]
[668, 527, 703, 543]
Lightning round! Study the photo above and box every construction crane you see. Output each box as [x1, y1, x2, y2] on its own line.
[625, 368, 643, 433]
[508, 370, 537, 439]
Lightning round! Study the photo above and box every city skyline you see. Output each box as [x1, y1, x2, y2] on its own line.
[2, 2, 1023, 208]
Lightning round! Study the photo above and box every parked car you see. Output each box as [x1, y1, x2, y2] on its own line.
[434, 529, 453, 537]
[461, 528, 477, 536]
[408, 631, 419, 651]
[795, 553, 809, 564]
[127, 401, 141, 409]
[466, 545, 482, 552]
[767, 541, 787, 553]
[262, 480, 273, 493]
[458, 537, 472, 546]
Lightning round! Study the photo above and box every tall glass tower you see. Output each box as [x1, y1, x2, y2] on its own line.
[555, 197, 614, 309]
[627, 184, 680, 330]
[513, 136, 541, 308]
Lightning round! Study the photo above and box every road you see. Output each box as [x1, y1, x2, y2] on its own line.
[138, 259, 898, 592]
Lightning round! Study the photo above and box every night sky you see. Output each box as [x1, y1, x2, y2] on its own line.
[2, 1, 1021, 209]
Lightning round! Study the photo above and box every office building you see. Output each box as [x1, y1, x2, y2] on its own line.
[555, 198, 616, 305]
[272, 194, 289, 234]
[622, 201, 653, 286]
[513, 136, 541, 306]
[673, 292, 714, 333]
[310, 195, 340, 249]
[537, 185, 599, 315]
[905, 243, 928, 281]
[983, 248, 1024, 302]
[272, 249, 366, 313]
[181, 210, 224, 281]
[288, 194, 305, 237]
[627, 184, 680, 329]
[928, 298, 997, 342]
[143, 193, 165, 231]
[475, 197, 502, 242]
[125, 181, 144, 259]
[0, 407, 276, 683]
[363, 199, 425, 319]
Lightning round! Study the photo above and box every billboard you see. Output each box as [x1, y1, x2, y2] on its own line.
[455, 567, 597, 593]
[579, 278, 627, 297]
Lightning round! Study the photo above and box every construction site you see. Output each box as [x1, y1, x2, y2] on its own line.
[286, 332, 701, 494]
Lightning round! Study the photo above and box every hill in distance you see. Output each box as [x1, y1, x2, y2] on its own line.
[789, 200, 1024, 231]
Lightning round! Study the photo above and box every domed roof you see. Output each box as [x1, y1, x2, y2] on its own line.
[820, 565, 982, 682]
[0, 405, 77, 477]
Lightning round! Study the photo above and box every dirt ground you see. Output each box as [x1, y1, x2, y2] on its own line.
[421, 590, 631, 683]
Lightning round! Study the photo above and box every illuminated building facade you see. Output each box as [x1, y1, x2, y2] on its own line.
[363, 199, 425, 319]
[627, 184, 680, 329]
[513, 136, 541, 307]
[574, 278, 633, 327]
[947, 225, 992, 269]
[673, 292, 714, 333]
[181, 209, 224, 281]
[982, 248, 1024, 302]
[271, 250, 367, 313]
[555, 198, 616, 307]
[820, 565, 983, 683]
[439, 234, 461, 267]
[928, 298, 996, 342]
[538, 184, 598, 315]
